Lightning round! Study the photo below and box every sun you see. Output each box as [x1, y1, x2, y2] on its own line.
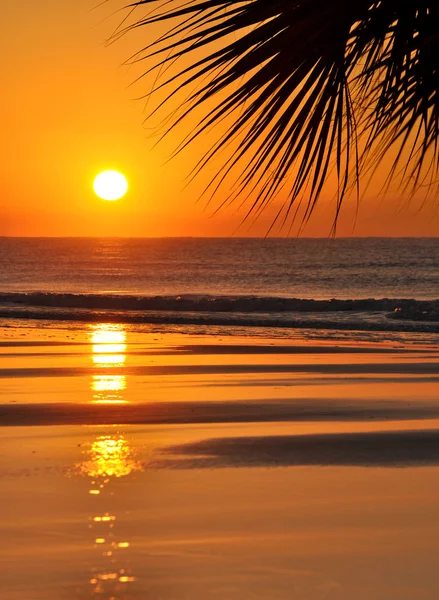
[93, 170, 128, 201]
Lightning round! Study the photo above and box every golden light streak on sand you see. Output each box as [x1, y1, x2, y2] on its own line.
[85, 324, 138, 596]
[91, 325, 127, 367]
[92, 375, 126, 393]
[92, 354, 126, 366]
[91, 375, 127, 404]
[91, 328, 126, 346]
[93, 515, 116, 522]
[97, 572, 118, 581]
[90, 325, 128, 401]
[79, 435, 141, 479]
[92, 342, 126, 354]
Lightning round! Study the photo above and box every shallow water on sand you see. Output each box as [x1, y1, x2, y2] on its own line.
[1, 323, 439, 599]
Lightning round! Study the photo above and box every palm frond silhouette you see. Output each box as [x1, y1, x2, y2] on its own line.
[118, 1, 439, 228]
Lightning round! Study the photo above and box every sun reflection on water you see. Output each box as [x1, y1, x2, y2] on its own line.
[81, 429, 141, 597]
[77, 323, 142, 597]
[91, 325, 127, 368]
[80, 435, 141, 480]
[90, 324, 128, 403]
[92, 375, 127, 404]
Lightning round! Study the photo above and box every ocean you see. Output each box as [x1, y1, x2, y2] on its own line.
[2, 238, 439, 600]
[0, 237, 438, 335]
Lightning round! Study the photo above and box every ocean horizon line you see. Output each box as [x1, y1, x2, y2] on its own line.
[1, 235, 439, 240]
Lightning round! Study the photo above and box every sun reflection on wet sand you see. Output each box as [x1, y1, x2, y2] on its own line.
[92, 375, 127, 404]
[76, 324, 142, 597]
[90, 325, 128, 404]
[80, 434, 141, 481]
[91, 325, 127, 368]
[80, 431, 141, 595]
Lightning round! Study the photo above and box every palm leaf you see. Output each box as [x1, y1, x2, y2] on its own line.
[116, 0, 439, 228]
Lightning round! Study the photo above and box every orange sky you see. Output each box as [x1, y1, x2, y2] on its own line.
[1, 0, 438, 237]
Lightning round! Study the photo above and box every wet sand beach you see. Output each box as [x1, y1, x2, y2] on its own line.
[1, 322, 439, 599]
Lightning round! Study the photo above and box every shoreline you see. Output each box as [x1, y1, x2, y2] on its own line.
[1, 309, 439, 334]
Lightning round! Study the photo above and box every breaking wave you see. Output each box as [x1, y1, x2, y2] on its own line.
[0, 292, 438, 333]
[1, 291, 439, 313]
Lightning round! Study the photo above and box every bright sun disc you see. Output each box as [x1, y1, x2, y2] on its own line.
[93, 170, 128, 201]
